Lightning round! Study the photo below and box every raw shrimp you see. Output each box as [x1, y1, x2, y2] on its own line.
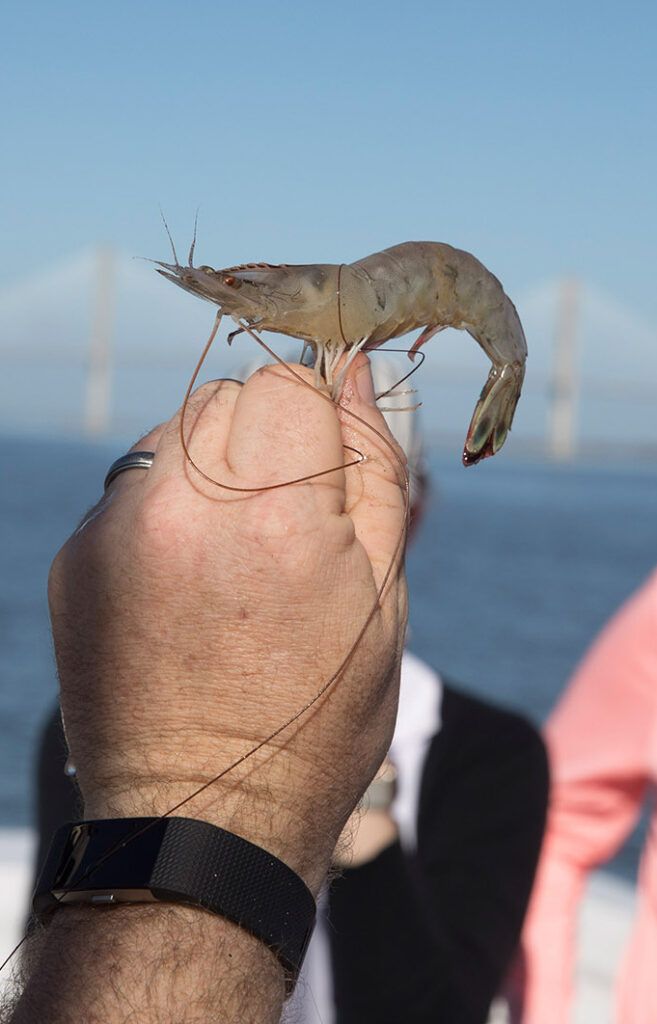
[155, 240, 527, 465]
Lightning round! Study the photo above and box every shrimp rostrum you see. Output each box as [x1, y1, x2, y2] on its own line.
[155, 241, 527, 466]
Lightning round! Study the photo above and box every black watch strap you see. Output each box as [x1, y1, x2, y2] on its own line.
[33, 817, 316, 985]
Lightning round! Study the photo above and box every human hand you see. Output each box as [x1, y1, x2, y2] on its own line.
[48, 356, 408, 890]
[334, 758, 399, 867]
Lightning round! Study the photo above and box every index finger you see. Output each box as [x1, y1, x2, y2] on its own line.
[226, 362, 349, 515]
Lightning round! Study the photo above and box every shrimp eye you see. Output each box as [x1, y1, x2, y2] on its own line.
[222, 275, 241, 288]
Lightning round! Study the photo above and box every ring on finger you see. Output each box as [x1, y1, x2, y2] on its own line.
[104, 451, 156, 491]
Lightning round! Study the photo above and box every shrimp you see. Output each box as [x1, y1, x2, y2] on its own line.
[154, 240, 527, 465]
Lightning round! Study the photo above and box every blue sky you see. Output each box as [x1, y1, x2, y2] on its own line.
[2, 0, 656, 322]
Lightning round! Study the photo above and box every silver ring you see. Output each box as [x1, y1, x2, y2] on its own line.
[104, 451, 155, 490]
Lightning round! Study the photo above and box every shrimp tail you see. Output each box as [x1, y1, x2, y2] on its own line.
[463, 361, 525, 466]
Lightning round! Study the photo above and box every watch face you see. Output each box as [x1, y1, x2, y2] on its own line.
[35, 818, 164, 914]
[52, 824, 92, 889]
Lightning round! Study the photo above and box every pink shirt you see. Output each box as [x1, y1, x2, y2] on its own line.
[521, 569, 657, 1023]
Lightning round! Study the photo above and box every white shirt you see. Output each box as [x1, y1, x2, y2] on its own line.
[284, 651, 443, 1024]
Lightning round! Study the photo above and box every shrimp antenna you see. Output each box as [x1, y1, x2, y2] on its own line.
[159, 206, 180, 266]
[188, 207, 200, 268]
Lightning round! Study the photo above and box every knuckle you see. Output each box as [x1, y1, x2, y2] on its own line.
[247, 363, 313, 392]
[171, 380, 240, 441]
[192, 379, 240, 404]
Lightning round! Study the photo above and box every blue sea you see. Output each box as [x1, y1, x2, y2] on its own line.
[1, 435, 656, 880]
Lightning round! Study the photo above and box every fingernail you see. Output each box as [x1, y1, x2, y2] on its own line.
[356, 363, 376, 406]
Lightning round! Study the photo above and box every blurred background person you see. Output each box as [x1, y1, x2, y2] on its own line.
[519, 570, 657, 1024]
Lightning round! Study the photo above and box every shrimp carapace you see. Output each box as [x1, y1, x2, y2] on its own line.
[155, 241, 527, 466]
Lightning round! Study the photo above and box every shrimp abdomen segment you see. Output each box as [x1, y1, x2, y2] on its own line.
[348, 243, 527, 464]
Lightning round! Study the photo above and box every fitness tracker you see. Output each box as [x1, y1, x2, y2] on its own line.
[33, 817, 316, 986]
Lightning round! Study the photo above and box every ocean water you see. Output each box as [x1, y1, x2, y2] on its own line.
[1, 435, 656, 880]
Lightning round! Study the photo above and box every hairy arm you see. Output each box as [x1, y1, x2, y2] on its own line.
[6, 357, 407, 1023]
[9, 907, 282, 1024]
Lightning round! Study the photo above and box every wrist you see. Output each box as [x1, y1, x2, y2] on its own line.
[35, 816, 316, 990]
[82, 778, 335, 893]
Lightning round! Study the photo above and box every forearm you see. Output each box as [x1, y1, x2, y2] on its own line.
[10, 774, 333, 1024]
[8, 904, 284, 1024]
